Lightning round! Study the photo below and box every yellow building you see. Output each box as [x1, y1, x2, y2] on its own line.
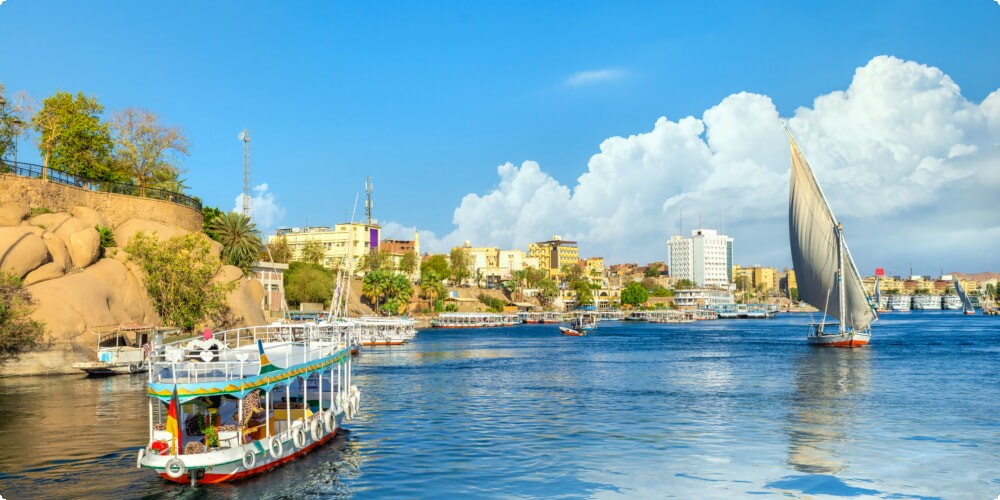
[584, 257, 608, 287]
[528, 235, 579, 278]
[457, 243, 529, 288]
[270, 223, 380, 274]
[750, 266, 777, 293]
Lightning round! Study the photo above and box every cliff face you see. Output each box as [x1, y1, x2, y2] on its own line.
[0, 201, 266, 377]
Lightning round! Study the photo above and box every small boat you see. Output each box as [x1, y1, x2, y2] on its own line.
[888, 294, 911, 312]
[72, 324, 160, 376]
[953, 276, 976, 315]
[872, 276, 890, 313]
[787, 129, 877, 347]
[559, 326, 586, 336]
[137, 323, 359, 486]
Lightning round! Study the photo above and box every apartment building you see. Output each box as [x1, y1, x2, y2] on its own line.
[528, 235, 579, 278]
[668, 228, 734, 287]
[270, 223, 380, 274]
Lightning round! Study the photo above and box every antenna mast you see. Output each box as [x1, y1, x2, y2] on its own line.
[240, 129, 252, 218]
[365, 176, 374, 226]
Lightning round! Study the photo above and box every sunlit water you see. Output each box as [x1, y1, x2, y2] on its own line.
[1, 312, 997, 499]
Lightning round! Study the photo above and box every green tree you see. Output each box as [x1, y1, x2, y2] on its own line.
[209, 212, 262, 274]
[284, 262, 334, 307]
[109, 107, 189, 196]
[621, 282, 649, 307]
[650, 285, 673, 297]
[674, 278, 696, 290]
[789, 287, 799, 301]
[362, 269, 392, 312]
[359, 247, 394, 272]
[382, 273, 413, 315]
[300, 240, 326, 265]
[201, 205, 224, 240]
[421, 254, 450, 281]
[125, 232, 231, 332]
[419, 270, 446, 304]
[32, 91, 118, 181]
[449, 248, 473, 285]
[571, 279, 596, 307]
[0, 272, 46, 363]
[398, 250, 418, 276]
[263, 235, 291, 264]
[0, 84, 30, 162]
[536, 278, 559, 307]
[644, 263, 662, 278]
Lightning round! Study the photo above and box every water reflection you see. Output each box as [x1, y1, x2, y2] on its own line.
[786, 347, 871, 474]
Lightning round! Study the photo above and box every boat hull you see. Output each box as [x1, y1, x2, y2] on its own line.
[559, 326, 585, 336]
[808, 331, 870, 348]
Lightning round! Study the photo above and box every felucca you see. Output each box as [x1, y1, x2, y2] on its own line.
[787, 130, 877, 347]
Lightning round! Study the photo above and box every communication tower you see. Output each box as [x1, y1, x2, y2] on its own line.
[239, 129, 252, 218]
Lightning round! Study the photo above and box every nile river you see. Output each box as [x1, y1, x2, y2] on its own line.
[1, 312, 997, 499]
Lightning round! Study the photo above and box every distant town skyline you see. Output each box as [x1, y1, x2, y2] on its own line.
[2, 2, 998, 274]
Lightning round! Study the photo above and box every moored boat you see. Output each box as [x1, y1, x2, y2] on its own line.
[912, 295, 942, 310]
[73, 324, 162, 376]
[787, 129, 876, 347]
[952, 276, 976, 315]
[430, 312, 520, 328]
[137, 323, 359, 486]
[559, 326, 586, 336]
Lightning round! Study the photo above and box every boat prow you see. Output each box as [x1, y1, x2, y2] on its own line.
[808, 330, 870, 348]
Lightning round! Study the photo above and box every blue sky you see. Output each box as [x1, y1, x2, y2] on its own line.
[2, 1, 998, 274]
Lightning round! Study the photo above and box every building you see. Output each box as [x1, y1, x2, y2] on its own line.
[674, 288, 735, 309]
[528, 235, 580, 278]
[668, 229, 734, 287]
[270, 223, 380, 274]
[583, 257, 607, 288]
[382, 231, 421, 279]
[457, 243, 530, 288]
[251, 261, 289, 320]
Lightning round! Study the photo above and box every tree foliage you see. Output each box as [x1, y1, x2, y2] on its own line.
[621, 282, 649, 307]
[362, 270, 413, 315]
[644, 263, 663, 277]
[32, 91, 118, 181]
[398, 250, 418, 276]
[0, 272, 46, 363]
[478, 293, 507, 312]
[674, 278, 696, 290]
[300, 240, 326, 265]
[421, 254, 450, 282]
[284, 262, 334, 307]
[449, 248, 472, 285]
[109, 107, 189, 195]
[201, 205, 224, 240]
[208, 211, 262, 274]
[263, 235, 291, 264]
[359, 248, 395, 273]
[0, 83, 30, 162]
[125, 232, 231, 332]
[536, 278, 559, 307]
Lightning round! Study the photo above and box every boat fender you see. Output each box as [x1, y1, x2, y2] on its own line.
[242, 450, 256, 470]
[268, 436, 283, 459]
[128, 363, 138, 374]
[310, 418, 323, 442]
[136, 448, 145, 469]
[293, 427, 307, 448]
[164, 457, 186, 479]
[324, 410, 337, 434]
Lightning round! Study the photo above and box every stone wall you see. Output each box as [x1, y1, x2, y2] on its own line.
[0, 174, 202, 231]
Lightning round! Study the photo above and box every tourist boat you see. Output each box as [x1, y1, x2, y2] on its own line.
[72, 324, 161, 376]
[953, 276, 976, 315]
[559, 325, 586, 336]
[136, 323, 359, 485]
[560, 313, 596, 336]
[353, 316, 417, 346]
[518, 311, 565, 324]
[888, 294, 911, 312]
[911, 294, 942, 310]
[942, 294, 962, 311]
[430, 312, 521, 328]
[787, 130, 877, 347]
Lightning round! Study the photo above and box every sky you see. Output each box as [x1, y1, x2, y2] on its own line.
[1, 1, 998, 276]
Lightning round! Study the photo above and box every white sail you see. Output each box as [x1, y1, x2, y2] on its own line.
[788, 133, 876, 331]
[953, 276, 974, 312]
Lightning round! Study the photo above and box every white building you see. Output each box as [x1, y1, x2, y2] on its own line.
[674, 288, 735, 309]
[668, 228, 734, 287]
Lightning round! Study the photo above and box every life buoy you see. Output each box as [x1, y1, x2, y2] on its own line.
[242, 450, 256, 470]
[164, 457, 186, 479]
[293, 427, 307, 448]
[310, 418, 323, 442]
[268, 436, 283, 459]
[324, 410, 337, 434]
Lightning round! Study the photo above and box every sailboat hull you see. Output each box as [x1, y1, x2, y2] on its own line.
[808, 331, 870, 347]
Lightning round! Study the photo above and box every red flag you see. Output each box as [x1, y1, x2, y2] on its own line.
[875, 268, 885, 277]
[166, 384, 181, 455]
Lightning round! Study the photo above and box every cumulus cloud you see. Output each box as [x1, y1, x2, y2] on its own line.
[232, 183, 287, 233]
[388, 56, 1000, 273]
[566, 69, 626, 86]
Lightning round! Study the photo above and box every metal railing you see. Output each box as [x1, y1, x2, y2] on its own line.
[0, 159, 202, 212]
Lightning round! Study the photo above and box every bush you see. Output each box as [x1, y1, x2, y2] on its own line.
[477, 293, 506, 312]
[96, 225, 116, 248]
[0, 272, 46, 362]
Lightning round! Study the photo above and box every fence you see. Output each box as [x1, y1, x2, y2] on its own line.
[0, 160, 202, 212]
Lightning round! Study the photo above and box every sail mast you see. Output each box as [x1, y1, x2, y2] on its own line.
[837, 223, 846, 335]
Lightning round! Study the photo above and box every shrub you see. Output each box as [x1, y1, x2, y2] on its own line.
[0, 272, 46, 362]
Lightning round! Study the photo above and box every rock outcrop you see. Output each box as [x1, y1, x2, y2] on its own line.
[0, 206, 267, 377]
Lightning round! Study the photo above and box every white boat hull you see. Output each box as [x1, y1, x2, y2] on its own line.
[808, 330, 870, 347]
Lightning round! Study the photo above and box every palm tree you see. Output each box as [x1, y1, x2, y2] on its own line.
[209, 212, 262, 274]
[362, 269, 392, 313]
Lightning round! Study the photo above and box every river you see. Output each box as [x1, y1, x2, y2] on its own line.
[0, 311, 997, 499]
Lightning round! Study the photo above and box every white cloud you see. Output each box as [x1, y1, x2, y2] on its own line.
[388, 56, 1000, 273]
[232, 183, 286, 234]
[566, 69, 626, 86]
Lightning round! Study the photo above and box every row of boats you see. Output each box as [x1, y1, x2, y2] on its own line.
[873, 292, 978, 313]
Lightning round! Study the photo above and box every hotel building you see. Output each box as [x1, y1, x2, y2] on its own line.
[668, 229, 734, 287]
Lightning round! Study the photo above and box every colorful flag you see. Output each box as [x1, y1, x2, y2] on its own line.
[258, 339, 280, 373]
[166, 384, 181, 455]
